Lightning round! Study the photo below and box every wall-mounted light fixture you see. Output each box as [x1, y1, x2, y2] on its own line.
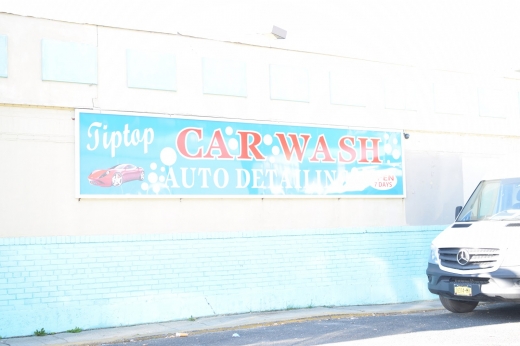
[403, 132, 410, 139]
[271, 26, 287, 39]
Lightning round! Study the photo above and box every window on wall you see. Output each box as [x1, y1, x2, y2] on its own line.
[269, 64, 309, 102]
[41, 39, 97, 84]
[126, 49, 177, 91]
[433, 83, 468, 115]
[383, 68, 418, 111]
[432, 72, 471, 115]
[384, 80, 416, 110]
[329, 70, 368, 107]
[0, 34, 7, 78]
[202, 57, 247, 97]
[478, 88, 516, 118]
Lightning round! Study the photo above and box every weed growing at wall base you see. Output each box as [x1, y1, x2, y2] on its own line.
[67, 327, 83, 333]
[34, 328, 46, 336]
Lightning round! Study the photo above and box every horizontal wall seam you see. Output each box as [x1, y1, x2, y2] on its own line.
[0, 11, 417, 69]
[0, 102, 75, 111]
[0, 226, 448, 245]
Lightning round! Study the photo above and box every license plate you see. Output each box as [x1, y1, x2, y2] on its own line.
[454, 284, 472, 296]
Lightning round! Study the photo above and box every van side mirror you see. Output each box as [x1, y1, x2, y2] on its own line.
[455, 206, 462, 220]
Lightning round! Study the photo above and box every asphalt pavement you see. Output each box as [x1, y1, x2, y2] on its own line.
[106, 302, 520, 346]
[0, 300, 443, 346]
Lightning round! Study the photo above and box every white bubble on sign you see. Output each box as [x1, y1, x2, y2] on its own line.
[272, 146, 280, 155]
[148, 172, 158, 184]
[150, 162, 157, 170]
[160, 167, 165, 172]
[393, 138, 398, 145]
[141, 182, 149, 191]
[269, 157, 275, 163]
[384, 144, 392, 154]
[228, 138, 238, 150]
[152, 185, 161, 193]
[392, 149, 401, 159]
[159, 175, 165, 183]
[263, 134, 273, 146]
[160, 147, 177, 166]
[384, 133, 389, 140]
[225, 126, 233, 135]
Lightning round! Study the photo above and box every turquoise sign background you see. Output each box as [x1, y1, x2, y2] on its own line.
[76, 111, 405, 197]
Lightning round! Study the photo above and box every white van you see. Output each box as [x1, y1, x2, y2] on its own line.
[427, 177, 520, 313]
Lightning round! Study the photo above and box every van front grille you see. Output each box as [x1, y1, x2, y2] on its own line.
[449, 278, 489, 284]
[439, 248, 500, 270]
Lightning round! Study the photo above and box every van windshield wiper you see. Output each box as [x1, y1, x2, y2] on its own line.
[484, 210, 520, 221]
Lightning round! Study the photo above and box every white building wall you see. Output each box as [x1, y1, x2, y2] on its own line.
[1, 12, 520, 237]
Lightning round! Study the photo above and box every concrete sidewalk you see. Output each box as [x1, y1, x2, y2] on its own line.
[0, 300, 443, 346]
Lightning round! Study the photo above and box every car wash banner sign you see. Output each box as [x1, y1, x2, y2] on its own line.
[76, 110, 405, 198]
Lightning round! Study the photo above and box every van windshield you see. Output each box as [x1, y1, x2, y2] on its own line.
[457, 178, 520, 222]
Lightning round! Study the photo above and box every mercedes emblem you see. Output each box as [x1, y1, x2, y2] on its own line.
[457, 249, 470, 265]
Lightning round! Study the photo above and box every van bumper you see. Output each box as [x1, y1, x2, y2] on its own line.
[427, 263, 520, 302]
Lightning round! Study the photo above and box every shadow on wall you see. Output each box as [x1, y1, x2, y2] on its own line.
[405, 151, 464, 225]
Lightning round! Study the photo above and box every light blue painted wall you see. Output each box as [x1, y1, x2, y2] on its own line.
[0, 35, 7, 78]
[0, 226, 443, 338]
[126, 49, 176, 91]
[41, 39, 97, 84]
[202, 57, 247, 97]
[270, 64, 309, 102]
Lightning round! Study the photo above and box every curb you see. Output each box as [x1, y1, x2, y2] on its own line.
[0, 300, 444, 346]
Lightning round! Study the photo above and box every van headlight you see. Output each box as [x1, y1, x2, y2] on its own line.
[429, 245, 440, 264]
[500, 248, 520, 267]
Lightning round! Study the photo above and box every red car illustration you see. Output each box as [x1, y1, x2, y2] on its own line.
[88, 164, 145, 187]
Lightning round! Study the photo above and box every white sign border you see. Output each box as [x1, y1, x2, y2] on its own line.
[75, 108, 407, 199]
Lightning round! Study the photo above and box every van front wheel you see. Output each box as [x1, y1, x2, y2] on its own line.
[439, 296, 478, 313]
